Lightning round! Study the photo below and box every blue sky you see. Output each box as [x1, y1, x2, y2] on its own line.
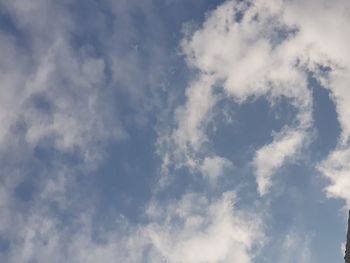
[0, 0, 350, 262]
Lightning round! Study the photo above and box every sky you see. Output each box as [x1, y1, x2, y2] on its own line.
[0, 0, 350, 262]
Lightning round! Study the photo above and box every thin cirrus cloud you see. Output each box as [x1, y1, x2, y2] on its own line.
[0, 0, 350, 262]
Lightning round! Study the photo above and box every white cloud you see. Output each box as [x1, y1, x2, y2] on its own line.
[0, 1, 179, 262]
[1, 191, 263, 263]
[0, 2, 129, 167]
[317, 148, 350, 206]
[22, 38, 127, 163]
[254, 129, 304, 196]
[163, 0, 313, 191]
[3, 0, 350, 262]
[164, 0, 350, 201]
[279, 0, 350, 205]
[200, 156, 232, 181]
[144, 191, 264, 263]
[173, 75, 217, 153]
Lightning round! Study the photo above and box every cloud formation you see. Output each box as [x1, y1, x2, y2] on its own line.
[164, 0, 350, 203]
[145, 192, 263, 263]
[254, 129, 304, 195]
[1, 0, 350, 262]
[165, 0, 312, 193]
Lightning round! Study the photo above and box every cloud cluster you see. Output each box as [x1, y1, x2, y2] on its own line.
[164, 0, 350, 203]
[2, 0, 350, 262]
[0, 0, 171, 261]
[163, 0, 311, 193]
[0, 0, 264, 262]
[0, 1, 126, 260]
[1, 190, 262, 263]
[0, 0, 126, 165]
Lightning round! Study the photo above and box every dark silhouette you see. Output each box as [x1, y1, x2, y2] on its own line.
[345, 210, 350, 263]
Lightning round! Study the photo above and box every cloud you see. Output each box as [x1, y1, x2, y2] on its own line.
[1, 190, 263, 263]
[200, 156, 232, 181]
[163, 0, 350, 202]
[162, 0, 312, 191]
[173, 75, 217, 153]
[279, 232, 312, 263]
[2, 0, 350, 262]
[3, 210, 146, 263]
[145, 191, 263, 263]
[278, 0, 350, 205]
[254, 129, 304, 196]
[0, 1, 263, 262]
[0, 1, 128, 167]
[0, 0, 178, 261]
[317, 148, 350, 206]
